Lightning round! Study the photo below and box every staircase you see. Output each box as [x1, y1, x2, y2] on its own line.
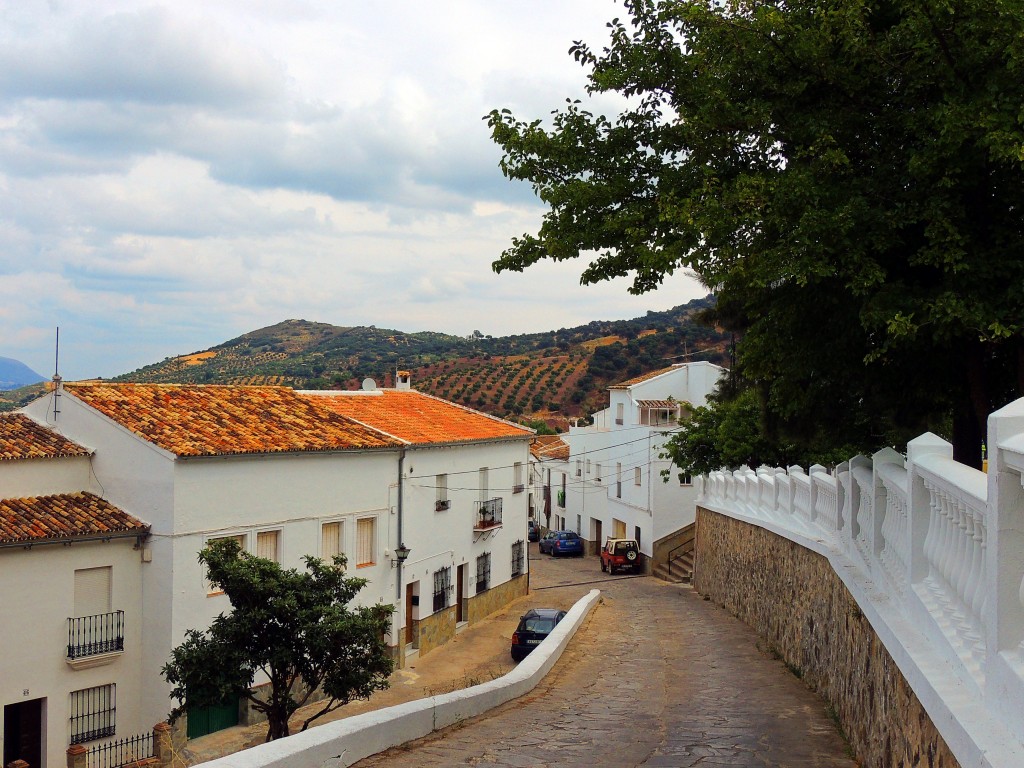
[652, 522, 696, 584]
[653, 549, 695, 584]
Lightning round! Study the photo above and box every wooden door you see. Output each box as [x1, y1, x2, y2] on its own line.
[405, 583, 415, 645]
[456, 564, 466, 622]
[4, 699, 43, 768]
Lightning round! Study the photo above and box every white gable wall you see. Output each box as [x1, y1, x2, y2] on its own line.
[0, 454, 95, 498]
[0, 540, 146, 768]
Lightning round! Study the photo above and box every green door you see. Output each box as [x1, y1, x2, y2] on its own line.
[187, 698, 239, 739]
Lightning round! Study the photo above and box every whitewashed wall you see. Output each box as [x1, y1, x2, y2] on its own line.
[697, 397, 1024, 768]
[0, 541, 147, 768]
[0, 454, 95, 498]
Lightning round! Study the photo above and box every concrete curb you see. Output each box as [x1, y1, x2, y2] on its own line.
[200, 588, 602, 768]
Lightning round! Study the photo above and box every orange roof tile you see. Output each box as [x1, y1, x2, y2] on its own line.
[0, 413, 90, 461]
[65, 383, 399, 458]
[303, 390, 533, 446]
[608, 365, 679, 389]
[0, 492, 148, 545]
[530, 435, 569, 461]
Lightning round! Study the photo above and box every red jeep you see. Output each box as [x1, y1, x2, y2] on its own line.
[600, 538, 640, 574]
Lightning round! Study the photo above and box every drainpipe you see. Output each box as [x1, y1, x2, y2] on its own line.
[396, 446, 406, 607]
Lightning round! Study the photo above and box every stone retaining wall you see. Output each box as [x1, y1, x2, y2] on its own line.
[695, 507, 958, 768]
[466, 573, 528, 624]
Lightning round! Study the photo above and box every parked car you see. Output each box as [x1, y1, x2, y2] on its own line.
[538, 530, 559, 554]
[528, 519, 540, 542]
[540, 530, 584, 557]
[601, 538, 641, 574]
[510, 608, 568, 662]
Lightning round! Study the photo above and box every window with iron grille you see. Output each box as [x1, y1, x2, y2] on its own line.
[511, 540, 525, 577]
[70, 684, 116, 744]
[432, 567, 451, 612]
[476, 553, 491, 594]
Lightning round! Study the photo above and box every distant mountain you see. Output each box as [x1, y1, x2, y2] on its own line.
[115, 297, 730, 430]
[0, 357, 45, 391]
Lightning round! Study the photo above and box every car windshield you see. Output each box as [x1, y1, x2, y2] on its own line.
[615, 542, 636, 552]
[559, 533, 577, 539]
[523, 618, 557, 633]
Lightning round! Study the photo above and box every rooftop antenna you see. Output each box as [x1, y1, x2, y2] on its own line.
[52, 326, 62, 421]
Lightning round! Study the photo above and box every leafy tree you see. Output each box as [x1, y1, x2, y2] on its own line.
[487, 0, 1024, 466]
[163, 539, 394, 742]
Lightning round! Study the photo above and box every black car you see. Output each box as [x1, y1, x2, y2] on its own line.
[528, 519, 540, 542]
[510, 608, 567, 662]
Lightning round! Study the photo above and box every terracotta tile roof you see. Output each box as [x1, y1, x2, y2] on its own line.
[0, 413, 91, 461]
[530, 435, 569, 461]
[65, 383, 399, 458]
[608, 365, 679, 389]
[0, 492, 148, 545]
[303, 390, 533, 446]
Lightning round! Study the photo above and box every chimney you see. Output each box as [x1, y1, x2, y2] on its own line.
[396, 370, 411, 391]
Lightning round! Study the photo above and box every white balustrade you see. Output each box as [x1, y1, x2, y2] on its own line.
[690, 399, 1024, 762]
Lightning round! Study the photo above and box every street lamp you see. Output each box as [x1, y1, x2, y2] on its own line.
[392, 543, 411, 567]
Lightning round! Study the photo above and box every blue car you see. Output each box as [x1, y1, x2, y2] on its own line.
[540, 530, 584, 557]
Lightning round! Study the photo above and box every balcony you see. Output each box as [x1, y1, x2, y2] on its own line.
[67, 611, 124, 669]
[474, 498, 503, 530]
[512, 484, 525, 494]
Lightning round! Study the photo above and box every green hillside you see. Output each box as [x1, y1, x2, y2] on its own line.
[113, 296, 729, 430]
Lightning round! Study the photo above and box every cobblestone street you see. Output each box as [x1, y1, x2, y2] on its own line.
[353, 547, 858, 767]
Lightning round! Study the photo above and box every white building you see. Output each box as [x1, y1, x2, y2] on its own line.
[0, 414, 151, 768]
[561, 362, 725, 563]
[527, 435, 569, 532]
[15, 376, 531, 754]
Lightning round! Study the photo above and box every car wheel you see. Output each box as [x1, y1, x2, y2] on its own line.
[608, 563, 615, 575]
[600, 559, 606, 572]
[626, 550, 638, 562]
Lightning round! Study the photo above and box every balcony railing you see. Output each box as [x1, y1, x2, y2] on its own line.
[474, 498, 503, 529]
[68, 611, 125, 659]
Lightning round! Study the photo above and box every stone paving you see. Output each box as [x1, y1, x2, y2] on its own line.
[352, 549, 858, 768]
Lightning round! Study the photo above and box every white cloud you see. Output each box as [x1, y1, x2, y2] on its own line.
[0, 0, 706, 379]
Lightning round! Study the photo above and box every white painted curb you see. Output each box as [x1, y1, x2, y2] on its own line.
[200, 589, 602, 768]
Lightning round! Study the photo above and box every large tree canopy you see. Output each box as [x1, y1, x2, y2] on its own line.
[487, 0, 1024, 464]
[163, 539, 393, 741]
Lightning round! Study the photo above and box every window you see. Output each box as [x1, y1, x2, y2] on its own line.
[513, 462, 524, 493]
[511, 540, 525, 577]
[616, 463, 622, 498]
[74, 566, 112, 618]
[476, 553, 491, 594]
[433, 567, 451, 612]
[206, 534, 245, 594]
[585, 459, 591, 475]
[321, 521, 344, 563]
[479, 467, 489, 502]
[615, 402, 624, 425]
[679, 473, 693, 486]
[256, 530, 280, 562]
[575, 459, 582, 477]
[596, 463, 602, 482]
[356, 517, 376, 567]
[70, 684, 116, 744]
[435, 474, 450, 511]
[635, 467, 642, 486]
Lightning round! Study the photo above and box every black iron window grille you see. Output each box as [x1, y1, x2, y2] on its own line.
[68, 611, 125, 659]
[474, 498, 502, 529]
[87, 731, 153, 768]
[70, 684, 116, 744]
[432, 567, 451, 612]
[476, 553, 491, 594]
[511, 540, 525, 577]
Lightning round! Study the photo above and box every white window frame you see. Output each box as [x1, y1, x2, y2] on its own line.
[205, 533, 247, 595]
[320, 519, 345, 565]
[356, 516, 377, 568]
[255, 529, 281, 563]
[634, 467, 642, 486]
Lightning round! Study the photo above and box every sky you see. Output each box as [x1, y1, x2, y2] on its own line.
[0, 1, 705, 380]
